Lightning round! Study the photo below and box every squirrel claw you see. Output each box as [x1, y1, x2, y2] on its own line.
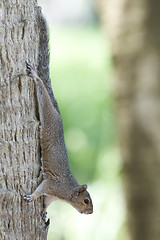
[26, 61, 33, 76]
[26, 61, 32, 69]
[41, 210, 47, 221]
[45, 218, 50, 229]
[23, 194, 33, 202]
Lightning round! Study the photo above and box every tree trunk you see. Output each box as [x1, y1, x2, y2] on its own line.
[0, 1, 48, 239]
[98, 0, 160, 240]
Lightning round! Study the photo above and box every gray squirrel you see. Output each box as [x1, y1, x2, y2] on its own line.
[24, 63, 93, 219]
[24, 8, 93, 220]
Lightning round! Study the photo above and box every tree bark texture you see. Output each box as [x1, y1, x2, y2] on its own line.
[0, 1, 48, 239]
[98, 0, 160, 240]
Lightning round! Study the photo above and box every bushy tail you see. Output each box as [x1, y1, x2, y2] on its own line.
[36, 7, 50, 85]
[36, 7, 60, 113]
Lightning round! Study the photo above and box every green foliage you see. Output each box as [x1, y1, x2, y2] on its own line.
[50, 26, 115, 182]
[47, 25, 125, 240]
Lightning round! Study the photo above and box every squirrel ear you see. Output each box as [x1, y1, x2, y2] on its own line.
[78, 184, 88, 193]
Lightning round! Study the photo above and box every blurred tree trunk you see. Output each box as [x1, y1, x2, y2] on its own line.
[0, 0, 48, 239]
[98, 0, 160, 240]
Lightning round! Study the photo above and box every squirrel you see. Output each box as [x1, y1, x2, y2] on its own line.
[24, 62, 93, 219]
[24, 8, 93, 220]
[36, 7, 59, 112]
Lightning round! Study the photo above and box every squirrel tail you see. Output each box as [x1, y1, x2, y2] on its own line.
[36, 7, 50, 85]
[36, 7, 60, 113]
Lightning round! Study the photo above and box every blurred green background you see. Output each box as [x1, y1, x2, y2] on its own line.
[38, 1, 126, 239]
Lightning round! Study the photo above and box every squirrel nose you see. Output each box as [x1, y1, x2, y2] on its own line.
[88, 209, 93, 214]
[83, 209, 93, 214]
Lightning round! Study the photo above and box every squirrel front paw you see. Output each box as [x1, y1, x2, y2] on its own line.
[23, 194, 33, 202]
[41, 210, 47, 221]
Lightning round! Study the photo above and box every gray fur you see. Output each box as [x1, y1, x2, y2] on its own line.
[24, 10, 93, 219]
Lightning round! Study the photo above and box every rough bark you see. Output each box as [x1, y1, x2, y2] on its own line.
[98, 0, 160, 240]
[0, 0, 47, 239]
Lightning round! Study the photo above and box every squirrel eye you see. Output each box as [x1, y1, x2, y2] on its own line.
[84, 199, 89, 205]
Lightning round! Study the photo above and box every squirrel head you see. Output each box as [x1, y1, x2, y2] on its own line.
[70, 184, 93, 214]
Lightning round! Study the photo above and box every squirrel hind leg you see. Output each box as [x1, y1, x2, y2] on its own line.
[26, 62, 33, 76]
[26, 61, 39, 81]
